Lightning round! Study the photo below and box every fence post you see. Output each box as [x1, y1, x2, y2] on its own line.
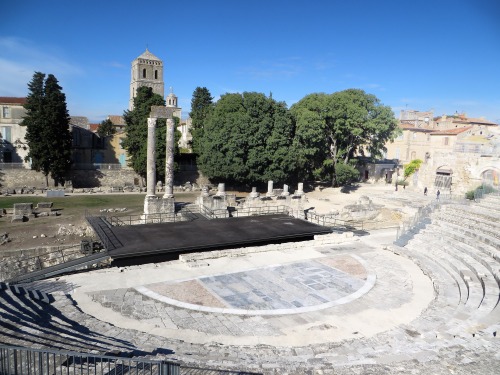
[160, 361, 180, 375]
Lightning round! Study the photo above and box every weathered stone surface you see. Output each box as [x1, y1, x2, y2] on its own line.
[13, 203, 33, 216]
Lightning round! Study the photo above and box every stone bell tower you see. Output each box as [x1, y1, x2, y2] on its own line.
[129, 48, 164, 110]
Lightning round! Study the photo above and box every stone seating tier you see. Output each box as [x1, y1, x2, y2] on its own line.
[431, 220, 500, 259]
[434, 210, 500, 241]
[424, 226, 500, 284]
[403, 238, 498, 337]
[391, 244, 483, 337]
[417, 229, 499, 315]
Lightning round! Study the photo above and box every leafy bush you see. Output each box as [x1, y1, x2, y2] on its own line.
[335, 163, 360, 186]
[465, 190, 475, 200]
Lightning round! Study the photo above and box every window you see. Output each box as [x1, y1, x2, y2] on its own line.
[1, 126, 12, 143]
[444, 137, 449, 146]
[142, 68, 146, 78]
[2, 106, 10, 118]
[155, 70, 158, 79]
[395, 148, 400, 160]
[412, 132, 417, 139]
[396, 133, 404, 141]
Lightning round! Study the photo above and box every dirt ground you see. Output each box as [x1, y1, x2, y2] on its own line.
[0, 183, 419, 255]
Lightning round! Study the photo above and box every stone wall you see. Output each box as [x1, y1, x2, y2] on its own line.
[415, 152, 499, 194]
[0, 168, 142, 189]
[1, 167, 212, 190]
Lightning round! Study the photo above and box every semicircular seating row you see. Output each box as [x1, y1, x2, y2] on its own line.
[391, 193, 500, 339]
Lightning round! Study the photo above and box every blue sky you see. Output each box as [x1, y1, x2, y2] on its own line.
[1, 0, 499, 123]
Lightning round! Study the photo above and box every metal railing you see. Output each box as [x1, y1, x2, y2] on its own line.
[106, 212, 192, 226]
[71, 163, 131, 170]
[0, 345, 179, 375]
[0, 163, 25, 169]
[0, 244, 95, 282]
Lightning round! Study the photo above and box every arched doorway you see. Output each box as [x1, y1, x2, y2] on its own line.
[481, 169, 499, 187]
[435, 166, 453, 189]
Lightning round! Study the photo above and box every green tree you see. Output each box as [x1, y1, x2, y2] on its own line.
[404, 159, 423, 180]
[22, 72, 72, 186]
[197, 92, 296, 185]
[122, 86, 180, 182]
[189, 87, 213, 154]
[291, 89, 398, 187]
[97, 118, 116, 138]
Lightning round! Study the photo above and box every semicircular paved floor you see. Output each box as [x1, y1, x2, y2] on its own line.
[68, 233, 435, 346]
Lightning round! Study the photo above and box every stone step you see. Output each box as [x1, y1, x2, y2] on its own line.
[435, 209, 500, 238]
[431, 220, 500, 257]
[418, 230, 498, 315]
[448, 203, 500, 222]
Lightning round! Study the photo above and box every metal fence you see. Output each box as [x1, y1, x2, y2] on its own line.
[0, 244, 89, 282]
[0, 163, 25, 169]
[0, 345, 179, 375]
[72, 163, 130, 170]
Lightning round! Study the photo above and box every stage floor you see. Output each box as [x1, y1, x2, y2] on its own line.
[107, 214, 331, 260]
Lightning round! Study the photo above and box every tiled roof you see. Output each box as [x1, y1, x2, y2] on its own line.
[430, 126, 472, 135]
[457, 118, 498, 126]
[400, 123, 434, 132]
[107, 115, 125, 126]
[0, 97, 26, 105]
[89, 123, 100, 132]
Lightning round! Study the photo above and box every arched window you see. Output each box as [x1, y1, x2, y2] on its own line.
[155, 70, 158, 79]
[142, 68, 146, 78]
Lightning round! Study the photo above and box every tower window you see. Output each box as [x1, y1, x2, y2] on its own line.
[142, 68, 146, 78]
[155, 70, 158, 79]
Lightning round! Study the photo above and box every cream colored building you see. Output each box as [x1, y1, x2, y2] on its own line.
[384, 110, 499, 193]
[0, 97, 29, 166]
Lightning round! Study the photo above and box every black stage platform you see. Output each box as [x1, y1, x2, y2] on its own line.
[107, 214, 331, 262]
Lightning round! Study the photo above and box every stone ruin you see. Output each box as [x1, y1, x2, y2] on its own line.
[10, 202, 59, 223]
[196, 181, 308, 218]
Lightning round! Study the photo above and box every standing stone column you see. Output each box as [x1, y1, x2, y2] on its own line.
[250, 187, 259, 198]
[266, 180, 275, 197]
[164, 118, 175, 199]
[216, 183, 226, 196]
[282, 184, 290, 196]
[146, 117, 157, 197]
[296, 182, 304, 196]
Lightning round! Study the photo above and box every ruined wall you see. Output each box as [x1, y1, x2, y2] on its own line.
[1, 168, 142, 189]
[1, 167, 210, 190]
[415, 152, 499, 194]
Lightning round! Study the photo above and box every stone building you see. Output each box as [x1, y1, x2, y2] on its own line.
[129, 49, 165, 110]
[0, 97, 29, 166]
[383, 109, 499, 193]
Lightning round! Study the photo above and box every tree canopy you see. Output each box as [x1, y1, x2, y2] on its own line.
[22, 72, 72, 186]
[291, 89, 399, 186]
[197, 92, 296, 186]
[122, 86, 180, 182]
[97, 118, 116, 138]
[189, 87, 213, 154]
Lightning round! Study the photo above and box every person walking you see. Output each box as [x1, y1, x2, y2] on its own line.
[424, 187, 428, 196]
[436, 189, 440, 201]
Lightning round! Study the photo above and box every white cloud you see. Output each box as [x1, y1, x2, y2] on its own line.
[0, 36, 83, 96]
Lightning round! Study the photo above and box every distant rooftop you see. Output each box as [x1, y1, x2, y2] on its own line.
[0, 97, 26, 105]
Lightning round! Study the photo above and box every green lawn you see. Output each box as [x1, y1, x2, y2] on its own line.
[0, 192, 199, 215]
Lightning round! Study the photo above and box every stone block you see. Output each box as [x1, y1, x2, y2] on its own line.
[47, 189, 65, 198]
[11, 214, 26, 223]
[37, 202, 53, 209]
[13, 203, 33, 216]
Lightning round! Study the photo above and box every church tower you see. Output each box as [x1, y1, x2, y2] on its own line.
[129, 49, 164, 110]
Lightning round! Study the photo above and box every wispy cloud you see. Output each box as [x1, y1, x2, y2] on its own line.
[239, 57, 302, 80]
[0, 36, 83, 96]
[364, 83, 386, 91]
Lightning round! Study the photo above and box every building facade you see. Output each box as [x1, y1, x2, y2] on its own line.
[383, 110, 499, 193]
[0, 97, 29, 166]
